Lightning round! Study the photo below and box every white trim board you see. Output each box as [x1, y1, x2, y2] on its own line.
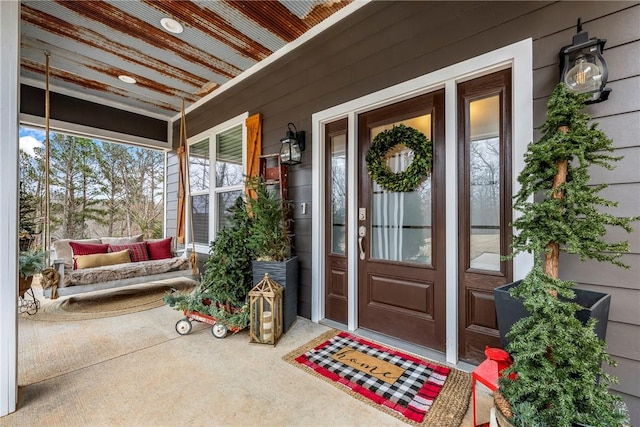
[0, 0, 20, 417]
[311, 38, 534, 365]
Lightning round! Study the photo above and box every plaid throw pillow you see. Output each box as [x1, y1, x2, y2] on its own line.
[109, 242, 149, 262]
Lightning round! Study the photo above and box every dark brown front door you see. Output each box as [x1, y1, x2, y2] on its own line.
[457, 69, 513, 363]
[357, 90, 446, 350]
[324, 118, 349, 324]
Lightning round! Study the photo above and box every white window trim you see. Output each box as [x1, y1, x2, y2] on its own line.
[311, 38, 533, 365]
[186, 112, 248, 254]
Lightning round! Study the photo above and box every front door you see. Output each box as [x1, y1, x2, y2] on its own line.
[357, 90, 446, 350]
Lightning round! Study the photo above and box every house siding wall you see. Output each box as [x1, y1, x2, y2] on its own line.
[165, 152, 179, 243]
[166, 2, 640, 420]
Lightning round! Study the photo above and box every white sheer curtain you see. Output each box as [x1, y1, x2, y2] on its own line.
[373, 152, 406, 261]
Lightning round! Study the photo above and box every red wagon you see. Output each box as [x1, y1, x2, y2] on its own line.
[175, 309, 244, 339]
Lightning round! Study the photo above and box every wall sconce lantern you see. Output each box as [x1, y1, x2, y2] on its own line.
[559, 18, 610, 104]
[249, 273, 283, 346]
[279, 122, 305, 165]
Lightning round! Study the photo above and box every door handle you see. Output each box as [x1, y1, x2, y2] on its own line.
[358, 236, 365, 260]
[358, 226, 366, 260]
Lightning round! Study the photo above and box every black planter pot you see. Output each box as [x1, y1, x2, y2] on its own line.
[252, 256, 298, 333]
[494, 280, 611, 350]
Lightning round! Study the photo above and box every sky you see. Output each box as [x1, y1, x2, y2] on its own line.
[19, 127, 44, 157]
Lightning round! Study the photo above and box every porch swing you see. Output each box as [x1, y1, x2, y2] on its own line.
[39, 54, 196, 299]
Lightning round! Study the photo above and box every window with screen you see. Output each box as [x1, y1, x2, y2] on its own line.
[187, 118, 245, 251]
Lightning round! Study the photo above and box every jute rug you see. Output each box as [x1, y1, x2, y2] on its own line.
[284, 330, 471, 427]
[22, 277, 197, 321]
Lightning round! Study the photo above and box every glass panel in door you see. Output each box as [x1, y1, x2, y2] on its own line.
[370, 115, 432, 264]
[469, 96, 501, 271]
[330, 133, 347, 255]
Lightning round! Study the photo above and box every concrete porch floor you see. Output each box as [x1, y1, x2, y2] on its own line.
[1, 289, 493, 427]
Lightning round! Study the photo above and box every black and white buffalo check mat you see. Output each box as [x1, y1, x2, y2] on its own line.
[294, 331, 450, 423]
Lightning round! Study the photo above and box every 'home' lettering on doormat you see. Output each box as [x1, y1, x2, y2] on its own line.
[331, 346, 405, 384]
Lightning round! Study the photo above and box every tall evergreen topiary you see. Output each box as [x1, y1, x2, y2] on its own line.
[509, 83, 635, 274]
[164, 196, 255, 328]
[499, 83, 636, 426]
[199, 196, 255, 309]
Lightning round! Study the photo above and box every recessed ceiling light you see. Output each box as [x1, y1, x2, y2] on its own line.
[118, 75, 137, 84]
[161, 17, 184, 34]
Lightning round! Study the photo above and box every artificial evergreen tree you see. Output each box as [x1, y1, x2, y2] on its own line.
[498, 83, 636, 426]
[245, 176, 292, 262]
[19, 181, 39, 251]
[164, 196, 255, 329]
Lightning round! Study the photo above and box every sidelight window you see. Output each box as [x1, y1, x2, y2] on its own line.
[468, 96, 501, 271]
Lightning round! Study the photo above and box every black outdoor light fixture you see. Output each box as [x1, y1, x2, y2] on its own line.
[279, 122, 305, 165]
[559, 18, 610, 104]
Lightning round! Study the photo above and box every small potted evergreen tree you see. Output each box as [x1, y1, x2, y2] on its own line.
[494, 83, 636, 426]
[19, 251, 45, 298]
[246, 176, 298, 333]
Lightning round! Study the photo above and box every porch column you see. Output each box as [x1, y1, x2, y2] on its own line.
[0, 0, 20, 417]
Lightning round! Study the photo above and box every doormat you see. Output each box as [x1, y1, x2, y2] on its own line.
[283, 330, 471, 426]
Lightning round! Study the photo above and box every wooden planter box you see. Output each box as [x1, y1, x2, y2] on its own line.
[494, 280, 611, 350]
[252, 256, 298, 333]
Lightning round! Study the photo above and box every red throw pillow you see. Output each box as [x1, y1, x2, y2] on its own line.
[109, 242, 149, 263]
[146, 237, 173, 260]
[69, 242, 110, 269]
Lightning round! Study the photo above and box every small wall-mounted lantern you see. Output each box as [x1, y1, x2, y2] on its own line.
[279, 122, 305, 165]
[249, 273, 283, 346]
[559, 18, 610, 104]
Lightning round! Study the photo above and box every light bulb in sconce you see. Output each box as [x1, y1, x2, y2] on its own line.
[558, 18, 610, 104]
[564, 54, 603, 93]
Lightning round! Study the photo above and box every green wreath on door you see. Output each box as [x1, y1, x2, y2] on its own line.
[365, 124, 433, 192]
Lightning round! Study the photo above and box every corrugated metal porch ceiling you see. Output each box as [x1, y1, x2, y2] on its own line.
[20, 0, 353, 121]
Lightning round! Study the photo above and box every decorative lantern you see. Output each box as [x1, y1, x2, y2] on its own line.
[249, 273, 283, 346]
[279, 122, 305, 165]
[559, 18, 610, 104]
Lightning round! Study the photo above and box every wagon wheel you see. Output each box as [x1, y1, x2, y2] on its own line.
[26, 289, 40, 314]
[25, 300, 38, 315]
[175, 318, 192, 335]
[17, 299, 28, 314]
[211, 323, 228, 339]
